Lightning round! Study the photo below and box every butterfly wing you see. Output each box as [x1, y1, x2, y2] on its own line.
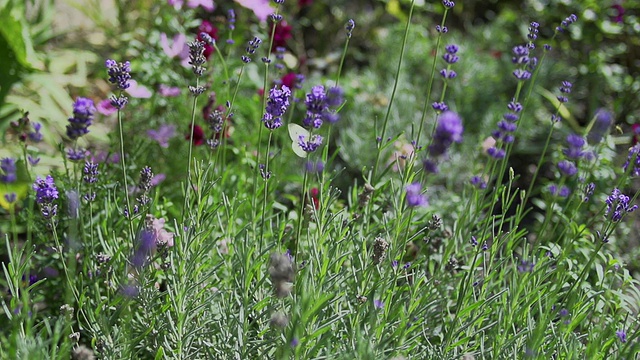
[288, 123, 309, 158]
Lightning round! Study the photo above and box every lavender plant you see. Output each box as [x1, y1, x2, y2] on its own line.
[2, 1, 640, 359]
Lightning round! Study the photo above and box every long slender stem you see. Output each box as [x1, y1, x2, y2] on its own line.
[117, 105, 136, 241]
[182, 78, 200, 224]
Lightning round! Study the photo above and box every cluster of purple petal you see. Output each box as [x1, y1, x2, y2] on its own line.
[66, 97, 96, 140]
[432, 102, 448, 113]
[557, 81, 572, 103]
[470, 175, 487, 189]
[0, 158, 17, 183]
[33, 175, 59, 219]
[424, 111, 463, 172]
[442, 0, 455, 8]
[557, 160, 577, 177]
[562, 134, 586, 160]
[587, 109, 612, 144]
[491, 101, 521, 145]
[527, 22, 539, 48]
[263, 85, 291, 130]
[549, 184, 570, 198]
[623, 144, 640, 176]
[556, 14, 578, 33]
[298, 134, 323, 153]
[428, 111, 463, 157]
[442, 44, 459, 64]
[302, 85, 343, 128]
[346, 19, 355, 38]
[105, 59, 131, 90]
[605, 188, 637, 222]
[242, 37, 262, 63]
[405, 182, 428, 207]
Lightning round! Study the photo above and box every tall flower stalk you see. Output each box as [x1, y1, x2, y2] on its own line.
[105, 59, 136, 240]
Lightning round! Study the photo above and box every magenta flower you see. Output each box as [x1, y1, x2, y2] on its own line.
[147, 124, 177, 148]
[126, 80, 152, 98]
[158, 84, 181, 97]
[160, 33, 188, 58]
[234, 0, 274, 22]
[96, 99, 117, 116]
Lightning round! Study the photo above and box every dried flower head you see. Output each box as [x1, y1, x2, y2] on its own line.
[371, 236, 389, 265]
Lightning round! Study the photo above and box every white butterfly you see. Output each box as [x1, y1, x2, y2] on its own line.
[288, 123, 309, 158]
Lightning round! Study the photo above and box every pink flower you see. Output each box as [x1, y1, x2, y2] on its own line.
[158, 84, 181, 97]
[147, 124, 177, 148]
[188, 0, 215, 11]
[168, 0, 215, 11]
[198, 20, 219, 59]
[148, 215, 174, 248]
[96, 99, 117, 116]
[126, 80, 152, 98]
[234, 0, 274, 22]
[160, 33, 188, 59]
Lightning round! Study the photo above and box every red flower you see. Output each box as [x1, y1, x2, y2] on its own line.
[309, 187, 320, 210]
[271, 21, 292, 50]
[186, 124, 205, 146]
[611, 4, 625, 23]
[298, 0, 313, 7]
[281, 72, 297, 89]
[632, 124, 640, 146]
[198, 20, 220, 59]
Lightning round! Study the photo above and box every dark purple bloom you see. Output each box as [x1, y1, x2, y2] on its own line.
[442, 0, 454, 8]
[443, 44, 460, 64]
[583, 182, 595, 202]
[587, 109, 613, 144]
[32, 175, 59, 219]
[405, 182, 428, 207]
[105, 59, 131, 90]
[557, 160, 577, 177]
[549, 184, 570, 198]
[513, 69, 532, 81]
[302, 85, 343, 127]
[263, 85, 291, 130]
[487, 147, 505, 159]
[29, 122, 43, 143]
[470, 175, 487, 189]
[623, 145, 640, 177]
[517, 260, 535, 273]
[557, 81, 572, 103]
[66, 97, 96, 140]
[435, 25, 448, 33]
[527, 22, 539, 42]
[605, 188, 637, 222]
[563, 134, 586, 160]
[109, 94, 128, 110]
[432, 102, 449, 112]
[0, 158, 17, 183]
[242, 36, 262, 63]
[28, 155, 40, 166]
[66, 148, 87, 162]
[616, 330, 627, 343]
[346, 19, 355, 38]
[556, 14, 578, 33]
[374, 299, 384, 309]
[298, 134, 323, 153]
[83, 161, 99, 184]
[470, 236, 478, 246]
[227, 9, 236, 30]
[4, 193, 17, 204]
[512, 46, 529, 65]
[428, 111, 463, 157]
